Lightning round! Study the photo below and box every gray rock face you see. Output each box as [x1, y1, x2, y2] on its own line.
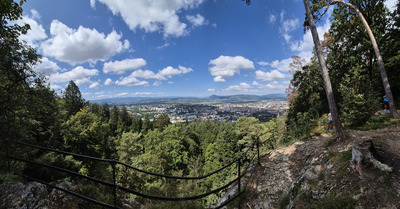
[0, 182, 48, 209]
[0, 180, 78, 209]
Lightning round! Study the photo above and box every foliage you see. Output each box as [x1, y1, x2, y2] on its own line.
[63, 80, 86, 119]
[338, 67, 379, 127]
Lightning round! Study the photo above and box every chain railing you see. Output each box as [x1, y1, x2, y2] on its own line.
[1, 136, 263, 209]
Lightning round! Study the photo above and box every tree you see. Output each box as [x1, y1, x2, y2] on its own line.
[153, 113, 171, 132]
[382, 2, 400, 105]
[312, 0, 397, 117]
[303, 0, 347, 137]
[63, 80, 85, 119]
[109, 105, 119, 134]
[0, 0, 42, 141]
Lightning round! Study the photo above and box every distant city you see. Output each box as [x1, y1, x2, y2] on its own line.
[94, 94, 288, 123]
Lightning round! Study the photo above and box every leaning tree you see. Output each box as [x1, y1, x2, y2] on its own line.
[311, 0, 398, 118]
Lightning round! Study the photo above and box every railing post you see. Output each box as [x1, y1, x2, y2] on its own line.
[112, 160, 117, 208]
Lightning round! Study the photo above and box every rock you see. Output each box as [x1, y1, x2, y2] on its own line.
[0, 182, 48, 209]
[353, 194, 362, 201]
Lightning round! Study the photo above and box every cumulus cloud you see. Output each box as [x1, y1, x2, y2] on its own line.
[89, 82, 101, 89]
[255, 70, 287, 81]
[115, 65, 193, 86]
[208, 89, 215, 92]
[130, 69, 165, 80]
[104, 78, 113, 85]
[226, 82, 251, 91]
[41, 20, 129, 65]
[209, 55, 254, 82]
[115, 75, 149, 86]
[186, 14, 205, 27]
[93, 0, 204, 37]
[16, 9, 47, 47]
[49, 66, 99, 84]
[34, 57, 60, 75]
[103, 58, 147, 74]
[159, 65, 193, 78]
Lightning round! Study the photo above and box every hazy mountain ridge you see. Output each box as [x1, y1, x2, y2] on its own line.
[90, 94, 286, 105]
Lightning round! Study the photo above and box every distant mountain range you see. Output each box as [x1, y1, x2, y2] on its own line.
[90, 94, 286, 105]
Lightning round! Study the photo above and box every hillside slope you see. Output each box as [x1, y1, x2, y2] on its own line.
[240, 124, 400, 209]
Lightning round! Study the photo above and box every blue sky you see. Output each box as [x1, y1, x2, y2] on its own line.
[19, 0, 397, 101]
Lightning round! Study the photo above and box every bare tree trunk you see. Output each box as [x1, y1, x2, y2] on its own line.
[303, 0, 346, 137]
[331, 0, 398, 118]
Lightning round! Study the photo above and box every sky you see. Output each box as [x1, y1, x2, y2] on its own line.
[18, 0, 398, 101]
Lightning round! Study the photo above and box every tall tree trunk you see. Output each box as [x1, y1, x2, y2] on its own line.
[332, 0, 398, 118]
[303, 0, 347, 137]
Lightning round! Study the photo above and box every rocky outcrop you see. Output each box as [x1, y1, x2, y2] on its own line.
[244, 137, 326, 209]
[0, 181, 49, 209]
[0, 180, 78, 209]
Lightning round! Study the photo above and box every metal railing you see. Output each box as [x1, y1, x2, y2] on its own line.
[1, 136, 263, 209]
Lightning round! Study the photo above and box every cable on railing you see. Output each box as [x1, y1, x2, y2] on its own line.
[8, 155, 115, 188]
[22, 174, 119, 209]
[6, 138, 257, 180]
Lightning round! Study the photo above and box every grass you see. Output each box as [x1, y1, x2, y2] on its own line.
[278, 193, 290, 209]
[323, 137, 335, 149]
[0, 172, 20, 184]
[356, 114, 391, 130]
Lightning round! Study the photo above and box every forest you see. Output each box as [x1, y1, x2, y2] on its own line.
[1, 0, 400, 208]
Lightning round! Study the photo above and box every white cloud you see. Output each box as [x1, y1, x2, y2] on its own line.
[186, 14, 205, 27]
[208, 89, 215, 92]
[90, 0, 96, 8]
[213, 76, 226, 83]
[153, 81, 162, 86]
[159, 65, 193, 78]
[252, 81, 261, 86]
[117, 92, 129, 97]
[49, 66, 99, 84]
[95, 91, 105, 95]
[94, 0, 204, 37]
[130, 69, 165, 80]
[41, 20, 129, 65]
[103, 58, 147, 74]
[225, 83, 252, 93]
[289, 17, 331, 61]
[385, 0, 397, 12]
[104, 78, 113, 85]
[115, 65, 193, 86]
[34, 57, 60, 75]
[17, 10, 47, 47]
[50, 84, 62, 90]
[269, 14, 277, 24]
[89, 82, 101, 89]
[255, 70, 287, 81]
[257, 61, 269, 66]
[209, 55, 254, 82]
[279, 18, 300, 43]
[115, 75, 149, 86]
